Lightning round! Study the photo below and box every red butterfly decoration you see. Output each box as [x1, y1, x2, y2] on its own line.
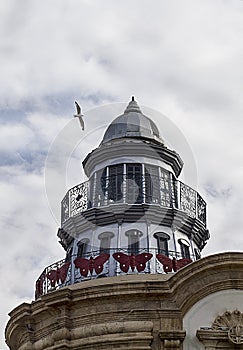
[46, 262, 70, 287]
[74, 253, 110, 277]
[35, 272, 45, 299]
[113, 252, 153, 273]
[156, 254, 192, 273]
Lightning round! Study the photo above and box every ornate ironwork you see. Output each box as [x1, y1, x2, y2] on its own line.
[35, 248, 195, 299]
[159, 170, 171, 207]
[61, 173, 207, 226]
[197, 193, 206, 224]
[180, 182, 196, 218]
[61, 192, 69, 224]
[70, 181, 88, 217]
[35, 258, 67, 299]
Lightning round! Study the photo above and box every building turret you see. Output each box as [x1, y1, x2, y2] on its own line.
[31, 97, 210, 299]
[5, 98, 214, 350]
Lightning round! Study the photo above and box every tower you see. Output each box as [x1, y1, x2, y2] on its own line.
[7, 98, 243, 350]
[60, 96, 208, 280]
[45, 96, 208, 293]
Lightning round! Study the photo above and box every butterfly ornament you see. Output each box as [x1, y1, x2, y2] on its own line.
[74, 253, 110, 277]
[46, 262, 71, 287]
[156, 254, 192, 273]
[113, 252, 153, 273]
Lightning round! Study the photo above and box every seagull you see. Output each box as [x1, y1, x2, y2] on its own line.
[74, 101, 84, 130]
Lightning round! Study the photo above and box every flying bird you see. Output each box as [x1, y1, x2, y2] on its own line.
[74, 101, 84, 130]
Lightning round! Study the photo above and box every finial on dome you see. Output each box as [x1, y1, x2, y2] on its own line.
[124, 96, 142, 114]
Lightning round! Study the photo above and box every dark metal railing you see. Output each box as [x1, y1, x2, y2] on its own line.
[35, 248, 196, 299]
[61, 176, 206, 226]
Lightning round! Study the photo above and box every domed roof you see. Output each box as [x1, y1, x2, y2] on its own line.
[101, 97, 164, 145]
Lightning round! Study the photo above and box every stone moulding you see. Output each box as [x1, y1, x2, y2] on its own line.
[6, 253, 243, 350]
[69, 321, 153, 349]
[70, 320, 153, 338]
[159, 330, 186, 350]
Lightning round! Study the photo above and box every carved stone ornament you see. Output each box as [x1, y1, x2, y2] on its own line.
[212, 310, 243, 345]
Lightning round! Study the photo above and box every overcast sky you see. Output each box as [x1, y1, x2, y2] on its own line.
[1, 0, 243, 348]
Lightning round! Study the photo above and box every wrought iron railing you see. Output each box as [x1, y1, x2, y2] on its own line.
[61, 176, 207, 226]
[35, 248, 196, 299]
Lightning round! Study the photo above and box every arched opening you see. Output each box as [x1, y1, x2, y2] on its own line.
[125, 229, 143, 255]
[178, 238, 190, 259]
[154, 232, 170, 256]
[77, 238, 90, 258]
[98, 232, 114, 254]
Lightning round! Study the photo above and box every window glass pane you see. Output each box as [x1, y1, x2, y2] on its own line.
[125, 230, 142, 254]
[100, 237, 109, 253]
[98, 232, 114, 254]
[145, 165, 160, 204]
[77, 240, 89, 257]
[178, 239, 190, 259]
[154, 232, 170, 256]
[100, 165, 124, 202]
[126, 164, 142, 204]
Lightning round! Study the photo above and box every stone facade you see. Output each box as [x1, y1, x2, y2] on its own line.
[6, 252, 243, 349]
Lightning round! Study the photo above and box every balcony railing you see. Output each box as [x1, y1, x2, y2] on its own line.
[35, 248, 196, 299]
[61, 176, 206, 226]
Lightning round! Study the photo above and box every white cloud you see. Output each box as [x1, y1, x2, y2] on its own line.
[0, 124, 33, 152]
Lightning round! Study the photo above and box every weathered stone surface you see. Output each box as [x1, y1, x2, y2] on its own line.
[6, 253, 243, 349]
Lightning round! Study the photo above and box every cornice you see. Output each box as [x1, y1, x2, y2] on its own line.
[6, 253, 243, 349]
[82, 139, 183, 177]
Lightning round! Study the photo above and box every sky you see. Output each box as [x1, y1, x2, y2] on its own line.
[1, 0, 243, 348]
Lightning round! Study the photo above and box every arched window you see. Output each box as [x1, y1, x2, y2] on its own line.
[154, 232, 170, 256]
[77, 239, 90, 258]
[98, 232, 114, 254]
[178, 238, 190, 259]
[125, 229, 143, 254]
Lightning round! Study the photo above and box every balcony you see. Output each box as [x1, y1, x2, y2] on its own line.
[61, 175, 207, 226]
[35, 248, 196, 299]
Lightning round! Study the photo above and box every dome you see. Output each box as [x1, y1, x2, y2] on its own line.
[101, 97, 164, 145]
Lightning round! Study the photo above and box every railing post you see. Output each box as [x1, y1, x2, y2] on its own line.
[142, 164, 146, 203]
[123, 164, 126, 203]
[92, 173, 97, 208]
[170, 173, 176, 208]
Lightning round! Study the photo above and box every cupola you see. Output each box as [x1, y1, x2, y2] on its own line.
[101, 96, 163, 145]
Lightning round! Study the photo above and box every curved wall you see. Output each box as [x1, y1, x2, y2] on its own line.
[6, 253, 243, 350]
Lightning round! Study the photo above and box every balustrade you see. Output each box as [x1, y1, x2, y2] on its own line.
[35, 248, 194, 299]
[61, 176, 207, 226]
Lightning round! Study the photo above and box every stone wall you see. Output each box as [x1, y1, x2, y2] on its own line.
[6, 252, 243, 350]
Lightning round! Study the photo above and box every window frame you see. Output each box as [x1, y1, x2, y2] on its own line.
[178, 238, 190, 259]
[125, 229, 143, 255]
[154, 232, 170, 256]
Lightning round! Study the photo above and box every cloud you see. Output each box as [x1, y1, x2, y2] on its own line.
[0, 124, 33, 152]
